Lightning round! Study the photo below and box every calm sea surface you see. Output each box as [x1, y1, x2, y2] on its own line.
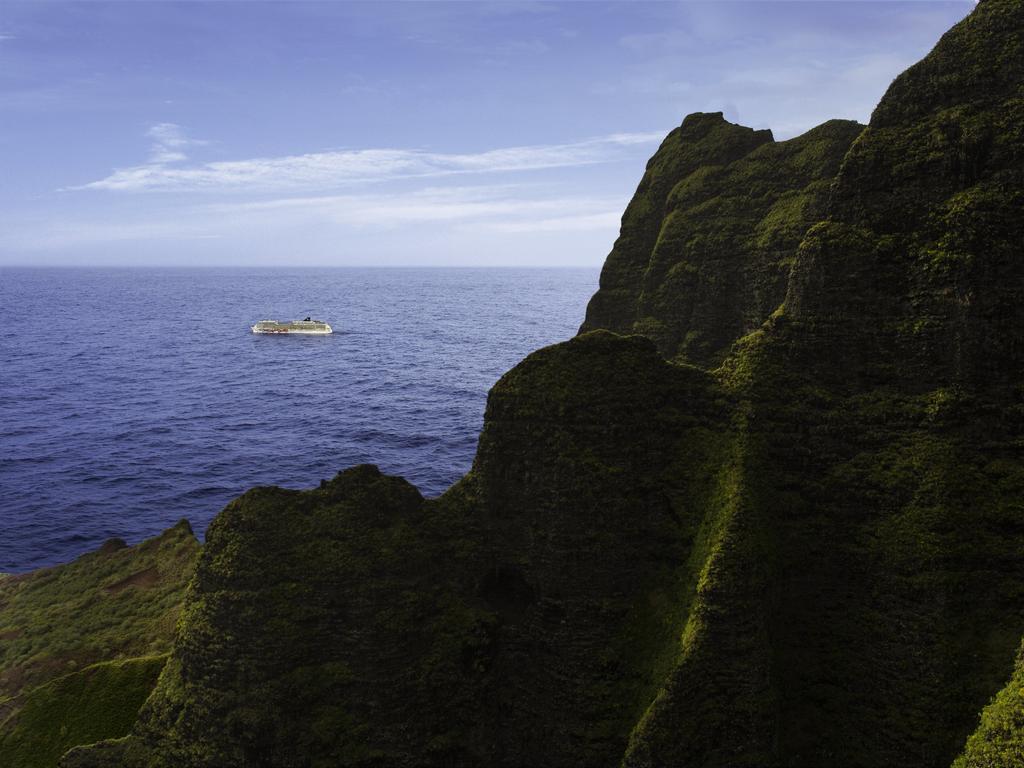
[0, 268, 598, 572]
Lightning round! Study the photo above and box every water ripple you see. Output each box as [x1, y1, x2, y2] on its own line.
[0, 267, 597, 572]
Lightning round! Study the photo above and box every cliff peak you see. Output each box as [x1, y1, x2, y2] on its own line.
[580, 113, 862, 364]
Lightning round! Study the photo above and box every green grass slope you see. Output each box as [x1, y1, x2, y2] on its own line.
[0, 521, 200, 745]
[0, 656, 166, 768]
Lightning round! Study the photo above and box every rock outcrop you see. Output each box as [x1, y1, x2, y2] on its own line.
[57, 1, 1024, 765]
[579, 114, 863, 366]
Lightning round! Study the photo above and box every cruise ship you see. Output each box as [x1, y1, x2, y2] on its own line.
[251, 317, 333, 335]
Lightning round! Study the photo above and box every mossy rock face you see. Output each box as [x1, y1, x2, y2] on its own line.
[579, 111, 777, 360]
[471, 331, 735, 763]
[107, 333, 738, 767]
[0, 522, 199, 738]
[61, 737, 133, 768]
[121, 466, 490, 768]
[580, 112, 863, 367]
[624, 2, 1024, 766]
[68, 1, 1024, 766]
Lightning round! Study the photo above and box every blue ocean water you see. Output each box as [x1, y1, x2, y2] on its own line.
[0, 268, 598, 572]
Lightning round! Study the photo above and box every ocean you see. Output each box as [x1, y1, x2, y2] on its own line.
[0, 267, 599, 572]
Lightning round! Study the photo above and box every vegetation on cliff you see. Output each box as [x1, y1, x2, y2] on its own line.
[622, 1, 1024, 763]
[0, 522, 199, 767]
[27, 1, 1024, 765]
[580, 114, 864, 368]
[955, 640, 1024, 768]
[0, 656, 166, 768]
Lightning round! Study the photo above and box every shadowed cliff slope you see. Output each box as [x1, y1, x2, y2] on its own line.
[78, 334, 740, 767]
[621, 0, 1024, 763]
[64, 1, 1023, 766]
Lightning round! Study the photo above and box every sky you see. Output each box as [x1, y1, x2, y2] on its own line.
[0, 1, 976, 267]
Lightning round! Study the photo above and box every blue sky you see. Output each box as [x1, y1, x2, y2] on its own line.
[0, 1, 974, 267]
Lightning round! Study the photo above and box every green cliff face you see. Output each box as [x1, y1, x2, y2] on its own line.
[579, 113, 863, 367]
[62, 1, 1024, 765]
[622, 0, 1024, 762]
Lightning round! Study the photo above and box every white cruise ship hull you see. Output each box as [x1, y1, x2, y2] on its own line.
[251, 327, 332, 335]
[251, 319, 333, 335]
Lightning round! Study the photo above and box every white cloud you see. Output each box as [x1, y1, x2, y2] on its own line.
[0, 216, 224, 250]
[724, 65, 822, 89]
[144, 122, 209, 166]
[207, 186, 623, 229]
[69, 131, 663, 193]
[147, 122, 191, 147]
[4, 185, 625, 254]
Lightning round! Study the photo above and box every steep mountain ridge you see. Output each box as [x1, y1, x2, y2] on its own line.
[580, 115, 863, 367]
[621, 0, 1024, 762]
[57, 1, 1024, 765]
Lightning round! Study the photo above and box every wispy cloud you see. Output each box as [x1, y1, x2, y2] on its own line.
[145, 122, 208, 165]
[206, 186, 623, 228]
[4, 185, 625, 253]
[69, 130, 663, 193]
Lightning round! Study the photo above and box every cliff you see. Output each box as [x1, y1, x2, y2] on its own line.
[620, 0, 1024, 760]
[43, 1, 1024, 765]
[579, 113, 863, 366]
